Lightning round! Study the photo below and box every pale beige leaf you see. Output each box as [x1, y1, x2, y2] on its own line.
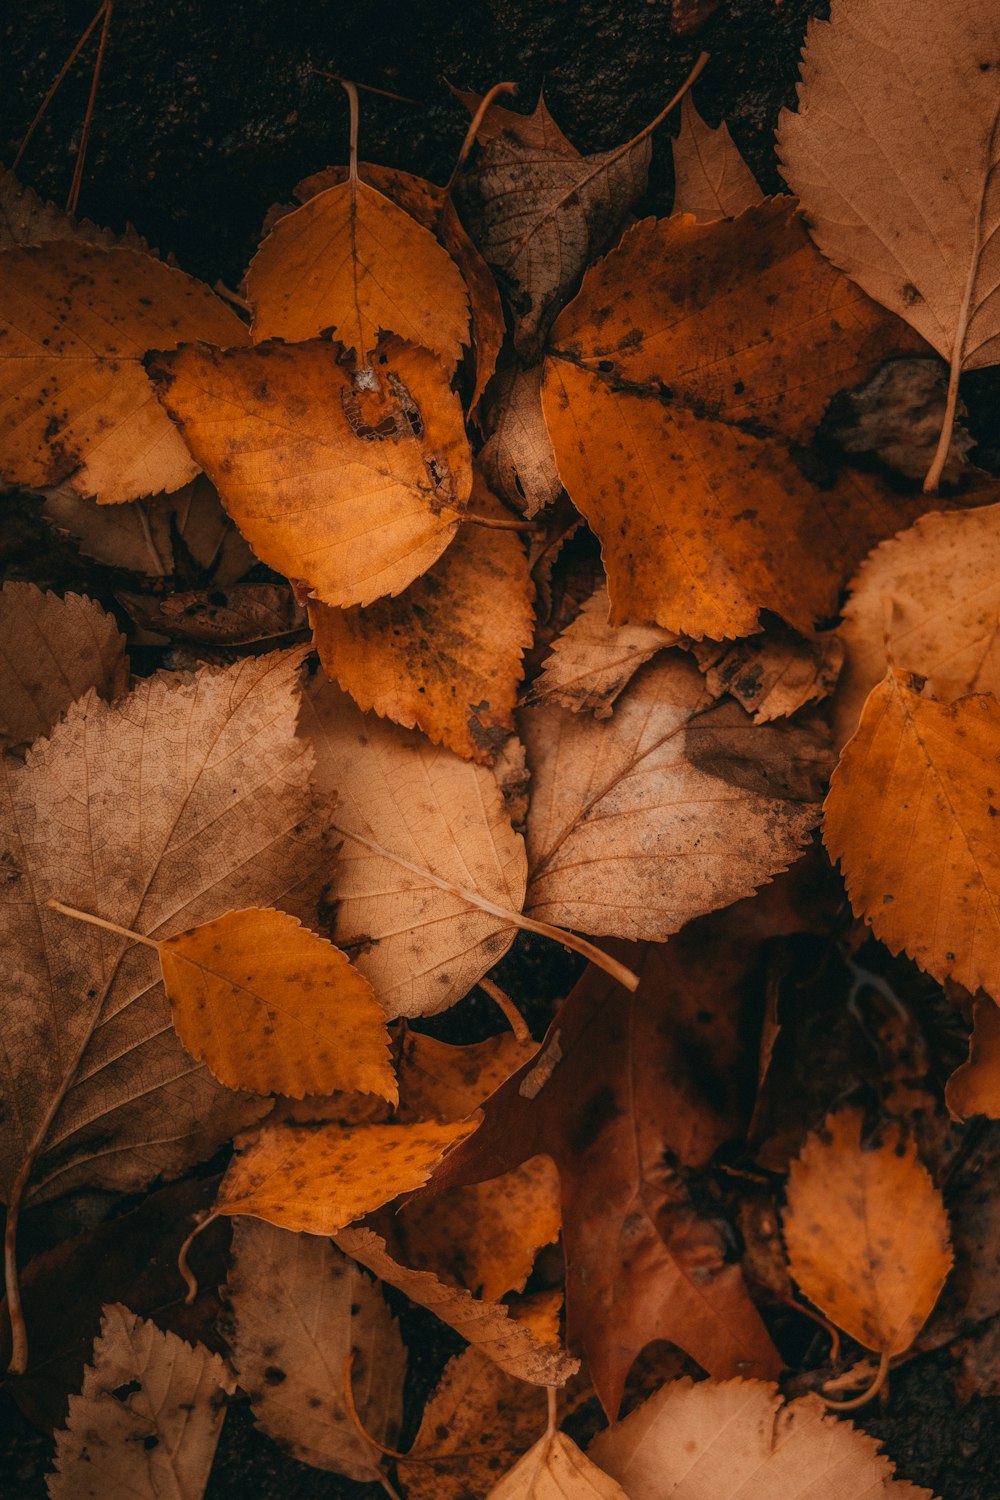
[488, 1431, 629, 1500]
[691, 626, 843, 724]
[523, 651, 830, 939]
[49, 1303, 233, 1500]
[0, 243, 248, 503]
[300, 676, 527, 1017]
[532, 585, 677, 718]
[223, 1218, 405, 1480]
[671, 93, 763, 221]
[336, 1227, 579, 1385]
[777, 0, 1000, 374]
[0, 584, 128, 746]
[590, 1377, 938, 1499]
[480, 365, 564, 518]
[833, 504, 1000, 750]
[0, 651, 319, 1208]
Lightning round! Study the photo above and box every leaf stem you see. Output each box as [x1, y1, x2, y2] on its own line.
[177, 1210, 219, 1304]
[821, 1347, 890, 1410]
[923, 354, 960, 493]
[46, 898, 160, 951]
[66, 0, 113, 216]
[442, 81, 518, 198]
[479, 976, 531, 1041]
[342, 79, 361, 188]
[464, 510, 540, 532]
[12, 0, 107, 172]
[310, 69, 421, 106]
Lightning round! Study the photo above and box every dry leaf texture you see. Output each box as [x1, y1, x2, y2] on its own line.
[523, 651, 829, 940]
[395, 1029, 539, 1122]
[301, 677, 527, 1016]
[783, 1108, 952, 1356]
[487, 1430, 629, 1500]
[946, 998, 1000, 1121]
[0, 651, 318, 1207]
[148, 336, 471, 608]
[0, 584, 128, 746]
[223, 1218, 405, 1480]
[532, 584, 677, 718]
[479, 364, 564, 517]
[671, 93, 763, 221]
[824, 671, 1000, 999]
[49, 1303, 233, 1500]
[692, 626, 843, 724]
[119, 582, 304, 645]
[0, 243, 248, 503]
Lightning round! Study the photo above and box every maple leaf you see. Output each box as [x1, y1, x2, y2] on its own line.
[479, 364, 564, 518]
[222, 1217, 405, 1480]
[777, 0, 1000, 490]
[531, 584, 677, 719]
[670, 93, 763, 221]
[148, 336, 472, 609]
[49, 1303, 233, 1500]
[0, 242, 248, 503]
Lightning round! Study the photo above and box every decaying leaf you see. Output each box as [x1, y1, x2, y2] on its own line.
[0, 243, 248, 503]
[824, 671, 1000, 999]
[523, 651, 829, 940]
[49, 1303, 233, 1500]
[118, 582, 304, 645]
[163, 907, 396, 1100]
[833, 504, 1000, 750]
[396, 1029, 539, 1123]
[783, 1108, 952, 1357]
[531, 584, 677, 718]
[590, 1377, 939, 1499]
[777, 0, 1000, 488]
[0, 165, 150, 251]
[946, 998, 1000, 1121]
[300, 676, 527, 1016]
[336, 1227, 578, 1385]
[691, 626, 843, 725]
[487, 1428, 629, 1500]
[0, 583, 128, 746]
[222, 1217, 405, 1480]
[149, 336, 471, 608]
[671, 93, 763, 221]
[479, 364, 564, 517]
[823, 358, 976, 486]
[310, 480, 533, 762]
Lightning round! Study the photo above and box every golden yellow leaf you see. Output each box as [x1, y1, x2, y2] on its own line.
[671, 93, 763, 221]
[162, 907, 396, 1102]
[215, 1118, 475, 1234]
[0, 242, 248, 503]
[824, 671, 1000, 999]
[946, 998, 1000, 1121]
[783, 1108, 952, 1357]
[149, 336, 471, 608]
[531, 584, 677, 718]
[487, 1430, 629, 1500]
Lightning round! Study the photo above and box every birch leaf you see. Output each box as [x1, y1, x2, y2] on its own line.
[479, 364, 564, 518]
[691, 626, 843, 725]
[487, 1430, 629, 1500]
[946, 997, 1000, 1121]
[532, 584, 678, 718]
[671, 94, 763, 221]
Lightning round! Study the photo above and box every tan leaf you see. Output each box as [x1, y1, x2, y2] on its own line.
[309, 479, 533, 762]
[487, 1430, 629, 1500]
[946, 997, 1000, 1121]
[148, 336, 471, 608]
[336, 1227, 579, 1385]
[0, 584, 128, 746]
[532, 584, 677, 718]
[824, 671, 1000, 999]
[777, 0, 1000, 488]
[0, 166, 151, 252]
[479, 364, 564, 517]
[300, 677, 527, 1016]
[118, 583, 304, 645]
[222, 1217, 405, 1481]
[671, 93, 763, 221]
[590, 1377, 939, 1499]
[523, 651, 829, 940]
[833, 504, 1000, 750]
[453, 87, 579, 155]
[162, 907, 395, 1101]
[783, 1108, 952, 1357]
[49, 1303, 233, 1500]
[246, 175, 469, 372]
[691, 626, 843, 724]
[214, 1118, 475, 1233]
[0, 243, 248, 503]
[396, 1030, 539, 1123]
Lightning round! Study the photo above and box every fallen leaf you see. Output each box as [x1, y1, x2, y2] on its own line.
[691, 625, 843, 724]
[777, 0, 1000, 488]
[162, 907, 396, 1100]
[783, 1107, 952, 1357]
[671, 93, 763, 221]
[824, 671, 1000, 999]
[0, 242, 248, 503]
[531, 584, 677, 718]
[590, 1377, 939, 1498]
[395, 1030, 539, 1123]
[336, 1227, 579, 1385]
[0, 583, 128, 746]
[452, 88, 578, 154]
[523, 650, 829, 940]
[833, 504, 1000, 750]
[946, 998, 1000, 1120]
[823, 358, 976, 486]
[0, 165, 151, 253]
[49, 1303, 233, 1500]
[214, 1118, 475, 1233]
[118, 582, 304, 644]
[148, 336, 471, 608]
[487, 1429, 628, 1500]
[222, 1217, 405, 1480]
[309, 478, 533, 762]
[300, 676, 527, 1016]
[479, 364, 563, 517]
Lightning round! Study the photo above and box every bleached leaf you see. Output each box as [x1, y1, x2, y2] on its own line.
[671, 94, 763, 221]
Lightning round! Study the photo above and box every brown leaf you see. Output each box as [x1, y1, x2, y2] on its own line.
[396, 1030, 539, 1123]
[118, 582, 304, 645]
[309, 478, 533, 762]
[149, 336, 471, 608]
[783, 1108, 952, 1357]
[691, 626, 843, 724]
[946, 998, 1000, 1120]
[824, 671, 1000, 999]
[523, 651, 829, 940]
[479, 364, 564, 518]
[0, 243, 248, 503]
[0, 584, 128, 747]
[0, 166, 151, 253]
[452, 88, 579, 155]
[487, 1429, 629, 1500]
[670, 94, 763, 221]
[824, 358, 976, 486]
[222, 1217, 405, 1480]
[531, 584, 677, 718]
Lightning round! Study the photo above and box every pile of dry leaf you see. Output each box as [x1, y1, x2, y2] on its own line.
[1, 0, 1000, 1494]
